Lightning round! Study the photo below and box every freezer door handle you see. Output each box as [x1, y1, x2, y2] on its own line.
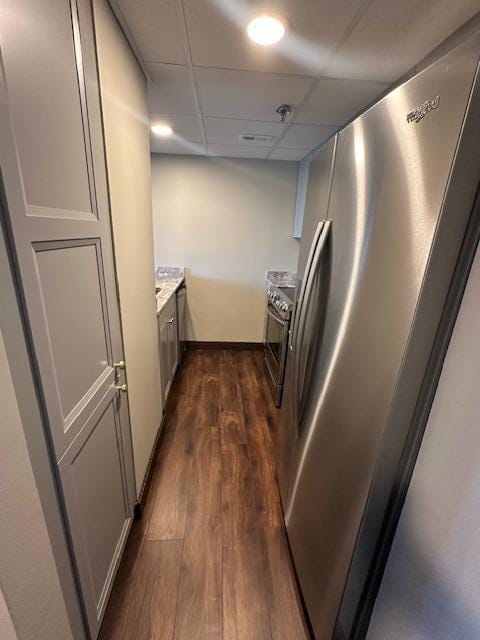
[292, 220, 331, 438]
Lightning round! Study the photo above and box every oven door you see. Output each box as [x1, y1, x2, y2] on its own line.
[265, 303, 289, 383]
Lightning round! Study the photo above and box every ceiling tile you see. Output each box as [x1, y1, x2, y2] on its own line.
[150, 114, 203, 143]
[325, 0, 480, 81]
[150, 140, 206, 155]
[204, 118, 286, 147]
[269, 148, 309, 161]
[183, 0, 365, 76]
[280, 124, 337, 149]
[115, 0, 185, 64]
[207, 144, 270, 159]
[195, 67, 313, 121]
[296, 76, 389, 126]
[147, 63, 197, 116]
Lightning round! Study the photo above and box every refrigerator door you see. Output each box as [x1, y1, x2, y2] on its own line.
[297, 137, 338, 281]
[274, 137, 337, 505]
[285, 38, 480, 639]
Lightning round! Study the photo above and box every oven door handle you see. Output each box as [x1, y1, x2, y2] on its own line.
[266, 305, 288, 327]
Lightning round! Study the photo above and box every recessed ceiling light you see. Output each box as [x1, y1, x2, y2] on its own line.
[247, 15, 286, 46]
[151, 124, 173, 137]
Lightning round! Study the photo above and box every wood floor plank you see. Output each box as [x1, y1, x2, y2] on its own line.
[219, 350, 243, 412]
[174, 426, 223, 640]
[188, 426, 222, 530]
[223, 538, 273, 640]
[170, 350, 202, 397]
[146, 399, 195, 540]
[174, 531, 223, 640]
[237, 351, 271, 440]
[221, 442, 249, 485]
[219, 410, 247, 452]
[190, 397, 220, 427]
[222, 473, 259, 545]
[250, 453, 283, 532]
[99, 538, 183, 640]
[262, 528, 310, 640]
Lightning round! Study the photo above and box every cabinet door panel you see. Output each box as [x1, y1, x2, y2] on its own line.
[169, 315, 177, 380]
[1, 0, 94, 217]
[159, 318, 171, 404]
[0, 1, 135, 637]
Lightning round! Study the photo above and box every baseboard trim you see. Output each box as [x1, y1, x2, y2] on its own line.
[135, 412, 167, 517]
[186, 340, 263, 351]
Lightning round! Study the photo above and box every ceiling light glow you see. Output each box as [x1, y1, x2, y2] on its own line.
[151, 124, 173, 137]
[247, 15, 286, 46]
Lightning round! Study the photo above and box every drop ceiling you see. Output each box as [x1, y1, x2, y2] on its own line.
[111, 0, 480, 160]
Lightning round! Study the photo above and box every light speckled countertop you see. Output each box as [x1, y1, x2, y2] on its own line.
[266, 270, 296, 289]
[155, 267, 185, 315]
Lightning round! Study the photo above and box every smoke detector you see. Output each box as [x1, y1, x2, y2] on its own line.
[239, 133, 274, 144]
[276, 104, 291, 122]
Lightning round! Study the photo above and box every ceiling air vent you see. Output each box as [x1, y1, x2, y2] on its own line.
[239, 133, 274, 144]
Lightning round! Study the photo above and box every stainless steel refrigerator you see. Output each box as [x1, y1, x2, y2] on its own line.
[274, 33, 480, 640]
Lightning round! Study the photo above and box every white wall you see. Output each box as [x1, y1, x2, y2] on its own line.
[367, 240, 480, 639]
[151, 154, 300, 343]
[95, 0, 162, 495]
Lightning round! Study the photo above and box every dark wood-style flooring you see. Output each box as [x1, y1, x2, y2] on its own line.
[99, 348, 309, 640]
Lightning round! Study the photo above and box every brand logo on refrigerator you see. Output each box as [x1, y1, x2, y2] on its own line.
[406, 96, 440, 123]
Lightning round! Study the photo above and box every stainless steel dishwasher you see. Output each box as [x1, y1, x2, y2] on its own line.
[176, 283, 187, 362]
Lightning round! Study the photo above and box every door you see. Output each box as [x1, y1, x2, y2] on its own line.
[158, 311, 171, 405]
[284, 38, 480, 639]
[0, 0, 135, 637]
[176, 285, 187, 361]
[168, 300, 179, 379]
[296, 136, 337, 286]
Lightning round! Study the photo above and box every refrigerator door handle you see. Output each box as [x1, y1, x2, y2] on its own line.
[291, 221, 325, 431]
[290, 220, 324, 435]
[292, 220, 332, 438]
[291, 221, 325, 352]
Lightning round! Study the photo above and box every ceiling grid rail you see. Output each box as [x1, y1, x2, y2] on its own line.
[266, 0, 377, 159]
[174, 0, 208, 151]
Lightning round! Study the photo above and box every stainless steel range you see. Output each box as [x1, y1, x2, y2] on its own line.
[264, 283, 295, 407]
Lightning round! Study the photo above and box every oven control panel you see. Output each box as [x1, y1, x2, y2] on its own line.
[267, 286, 294, 319]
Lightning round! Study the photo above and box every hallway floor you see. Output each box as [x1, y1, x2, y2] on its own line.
[99, 348, 309, 640]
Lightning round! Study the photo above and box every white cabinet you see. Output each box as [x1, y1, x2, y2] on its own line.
[158, 295, 179, 406]
[293, 157, 310, 239]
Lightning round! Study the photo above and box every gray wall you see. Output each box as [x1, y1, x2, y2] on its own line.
[94, 0, 162, 496]
[151, 154, 300, 343]
[367, 239, 480, 639]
